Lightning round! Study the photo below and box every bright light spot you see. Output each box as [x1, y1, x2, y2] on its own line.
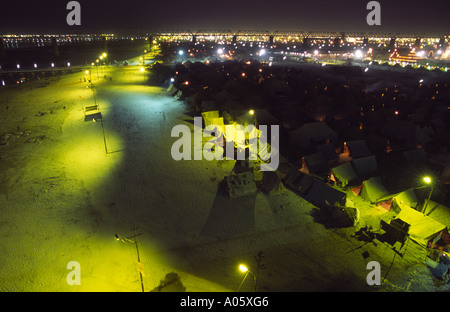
[85, 70, 89, 74]
[437, 50, 443, 55]
[354, 50, 364, 59]
[416, 50, 425, 57]
[259, 48, 266, 56]
[217, 48, 224, 55]
[241, 72, 246, 77]
[239, 264, 248, 273]
[419, 79, 424, 83]
[313, 50, 319, 56]
[67, 62, 71, 67]
[51, 63, 54, 67]
[140, 67, 144, 72]
[394, 110, 399, 115]
[184, 81, 189, 85]
[34, 63, 37, 68]
[423, 176, 432, 184]
[249, 109, 255, 115]
[16, 64, 20, 69]
[178, 50, 184, 55]
[364, 68, 369, 72]
[170, 77, 175, 82]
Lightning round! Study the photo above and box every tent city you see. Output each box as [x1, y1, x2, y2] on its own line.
[1, 2, 450, 294]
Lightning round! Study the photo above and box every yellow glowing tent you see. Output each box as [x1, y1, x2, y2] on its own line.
[395, 201, 446, 246]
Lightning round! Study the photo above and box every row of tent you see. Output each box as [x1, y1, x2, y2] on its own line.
[284, 167, 449, 247]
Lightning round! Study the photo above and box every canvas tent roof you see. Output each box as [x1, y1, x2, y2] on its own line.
[303, 152, 328, 173]
[288, 122, 338, 149]
[315, 143, 338, 161]
[346, 140, 372, 158]
[360, 176, 392, 204]
[283, 169, 314, 196]
[351, 155, 378, 179]
[331, 162, 359, 187]
[304, 179, 347, 208]
[395, 202, 447, 246]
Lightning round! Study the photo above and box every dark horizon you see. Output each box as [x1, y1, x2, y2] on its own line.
[0, 0, 450, 35]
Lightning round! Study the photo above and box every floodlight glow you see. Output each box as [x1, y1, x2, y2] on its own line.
[249, 109, 255, 115]
[313, 50, 319, 55]
[217, 48, 224, 55]
[354, 50, 364, 59]
[423, 176, 432, 184]
[178, 50, 184, 55]
[259, 48, 266, 56]
[239, 264, 248, 273]
[140, 67, 145, 72]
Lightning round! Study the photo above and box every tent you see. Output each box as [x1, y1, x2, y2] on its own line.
[359, 176, 392, 204]
[351, 155, 378, 179]
[395, 202, 447, 247]
[304, 179, 347, 208]
[346, 140, 371, 159]
[303, 152, 328, 173]
[315, 143, 338, 161]
[202, 111, 220, 128]
[331, 162, 359, 187]
[283, 169, 314, 196]
[288, 122, 338, 149]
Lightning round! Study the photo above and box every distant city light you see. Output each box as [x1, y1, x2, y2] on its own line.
[217, 48, 224, 55]
[170, 78, 175, 82]
[16, 64, 20, 69]
[313, 50, 319, 56]
[178, 50, 184, 55]
[51, 63, 54, 67]
[259, 48, 266, 56]
[34, 63, 37, 68]
[354, 50, 364, 59]
[67, 62, 71, 67]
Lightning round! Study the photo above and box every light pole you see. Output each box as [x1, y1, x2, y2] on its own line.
[237, 264, 257, 292]
[422, 176, 433, 215]
[115, 227, 145, 292]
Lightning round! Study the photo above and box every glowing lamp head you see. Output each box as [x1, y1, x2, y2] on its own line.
[423, 176, 432, 184]
[140, 67, 145, 72]
[249, 109, 255, 115]
[239, 264, 248, 273]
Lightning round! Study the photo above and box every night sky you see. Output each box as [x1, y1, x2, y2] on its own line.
[0, 0, 449, 34]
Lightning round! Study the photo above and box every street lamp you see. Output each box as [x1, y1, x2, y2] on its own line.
[422, 176, 433, 215]
[237, 264, 257, 292]
[115, 228, 145, 292]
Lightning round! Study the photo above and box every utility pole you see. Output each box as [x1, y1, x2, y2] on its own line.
[132, 227, 145, 292]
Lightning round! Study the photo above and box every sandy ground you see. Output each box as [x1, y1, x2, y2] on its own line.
[0, 54, 448, 292]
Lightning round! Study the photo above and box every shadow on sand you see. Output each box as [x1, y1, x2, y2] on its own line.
[200, 181, 257, 239]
